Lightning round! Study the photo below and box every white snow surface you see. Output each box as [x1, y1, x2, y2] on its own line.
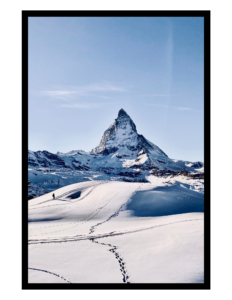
[28, 180, 204, 284]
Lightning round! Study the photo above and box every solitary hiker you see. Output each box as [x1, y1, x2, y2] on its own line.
[52, 193, 55, 200]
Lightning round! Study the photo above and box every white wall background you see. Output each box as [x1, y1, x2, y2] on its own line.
[0, 0, 230, 299]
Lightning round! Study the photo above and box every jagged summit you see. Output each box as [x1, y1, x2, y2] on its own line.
[91, 108, 167, 157]
[116, 108, 137, 133]
[118, 108, 129, 118]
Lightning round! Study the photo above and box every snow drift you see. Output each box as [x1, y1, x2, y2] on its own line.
[28, 179, 204, 283]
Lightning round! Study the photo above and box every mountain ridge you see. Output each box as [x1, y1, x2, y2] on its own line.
[28, 109, 204, 199]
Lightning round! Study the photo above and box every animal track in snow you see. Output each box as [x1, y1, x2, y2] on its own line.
[89, 184, 144, 234]
[29, 267, 72, 283]
[91, 239, 130, 284]
[29, 218, 203, 245]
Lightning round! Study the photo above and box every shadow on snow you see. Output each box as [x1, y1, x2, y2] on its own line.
[126, 183, 204, 217]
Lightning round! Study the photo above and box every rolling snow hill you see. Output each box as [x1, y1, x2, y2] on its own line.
[28, 179, 204, 283]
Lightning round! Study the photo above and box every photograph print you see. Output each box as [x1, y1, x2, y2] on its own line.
[23, 11, 210, 289]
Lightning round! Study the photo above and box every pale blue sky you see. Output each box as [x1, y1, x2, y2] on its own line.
[29, 17, 204, 162]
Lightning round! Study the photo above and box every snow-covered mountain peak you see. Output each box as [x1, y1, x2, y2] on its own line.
[28, 108, 204, 199]
[91, 108, 167, 158]
[57, 150, 87, 156]
[91, 109, 138, 155]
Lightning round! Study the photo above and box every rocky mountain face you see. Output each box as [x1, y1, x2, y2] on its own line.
[28, 150, 69, 169]
[91, 109, 167, 156]
[28, 109, 204, 199]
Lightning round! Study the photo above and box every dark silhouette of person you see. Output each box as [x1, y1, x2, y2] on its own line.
[52, 193, 55, 199]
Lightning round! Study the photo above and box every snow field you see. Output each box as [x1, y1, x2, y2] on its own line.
[28, 180, 204, 283]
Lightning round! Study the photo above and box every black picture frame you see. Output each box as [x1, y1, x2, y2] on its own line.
[22, 10, 210, 290]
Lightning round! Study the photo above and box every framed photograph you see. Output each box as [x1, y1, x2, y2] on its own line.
[22, 10, 210, 289]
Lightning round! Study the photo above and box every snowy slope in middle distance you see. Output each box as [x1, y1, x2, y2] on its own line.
[57, 147, 203, 174]
[28, 180, 204, 283]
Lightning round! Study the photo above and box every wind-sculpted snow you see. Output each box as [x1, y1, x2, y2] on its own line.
[28, 180, 204, 283]
[126, 182, 204, 217]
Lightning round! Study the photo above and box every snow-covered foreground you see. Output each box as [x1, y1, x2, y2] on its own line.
[28, 179, 204, 284]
